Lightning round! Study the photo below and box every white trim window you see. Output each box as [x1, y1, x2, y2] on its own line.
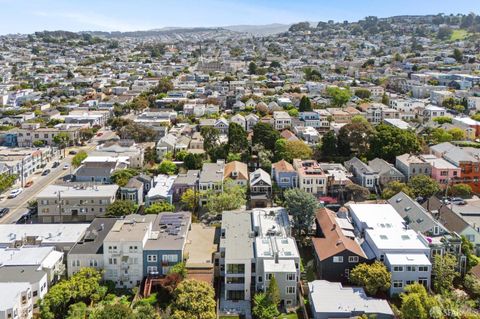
[348, 256, 359, 263]
[147, 255, 158, 262]
[286, 273, 295, 281]
[333, 256, 343, 263]
[393, 280, 403, 288]
[393, 266, 404, 272]
[286, 286, 295, 295]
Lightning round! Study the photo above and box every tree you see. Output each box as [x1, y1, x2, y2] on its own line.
[461, 236, 479, 273]
[275, 139, 312, 162]
[252, 122, 280, 152]
[248, 62, 258, 75]
[337, 119, 374, 157]
[433, 116, 453, 125]
[368, 124, 421, 162]
[432, 253, 459, 294]
[145, 202, 175, 214]
[354, 88, 372, 99]
[401, 293, 428, 319]
[449, 183, 472, 198]
[0, 173, 17, 193]
[111, 169, 137, 187]
[200, 126, 220, 153]
[133, 303, 161, 319]
[299, 96, 313, 112]
[266, 275, 280, 307]
[283, 189, 318, 236]
[183, 153, 203, 170]
[168, 262, 187, 279]
[448, 128, 466, 140]
[71, 151, 88, 168]
[327, 87, 351, 108]
[131, 96, 149, 113]
[181, 189, 200, 212]
[53, 132, 71, 154]
[93, 304, 135, 319]
[66, 302, 87, 319]
[345, 183, 370, 201]
[205, 180, 246, 214]
[401, 283, 440, 318]
[453, 48, 463, 62]
[153, 77, 173, 94]
[382, 181, 414, 199]
[227, 122, 248, 154]
[349, 261, 391, 296]
[105, 200, 136, 217]
[252, 293, 279, 319]
[437, 26, 453, 40]
[408, 175, 440, 199]
[319, 130, 337, 161]
[170, 280, 216, 319]
[158, 160, 177, 175]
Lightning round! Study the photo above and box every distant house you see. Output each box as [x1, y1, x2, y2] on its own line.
[395, 154, 431, 180]
[271, 160, 297, 189]
[249, 168, 272, 208]
[344, 157, 379, 191]
[214, 118, 229, 135]
[230, 114, 246, 130]
[312, 208, 369, 283]
[171, 170, 199, 202]
[224, 161, 249, 186]
[368, 158, 405, 187]
[120, 177, 144, 205]
[245, 114, 259, 132]
[273, 111, 292, 130]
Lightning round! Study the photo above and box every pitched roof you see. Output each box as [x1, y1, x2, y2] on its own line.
[272, 160, 295, 172]
[312, 208, 366, 261]
[280, 129, 299, 141]
[421, 196, 471, 234]
[224, 161, 248, 180]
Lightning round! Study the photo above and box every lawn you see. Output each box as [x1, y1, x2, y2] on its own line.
[450, 29, 469, 41]
[277, 313, 300, 319]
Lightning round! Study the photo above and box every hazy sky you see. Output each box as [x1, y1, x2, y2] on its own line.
[0, 0, 477, 34]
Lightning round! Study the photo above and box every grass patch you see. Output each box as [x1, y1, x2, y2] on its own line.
[451, 29, 469, 41]
[277, 313, 300, 319]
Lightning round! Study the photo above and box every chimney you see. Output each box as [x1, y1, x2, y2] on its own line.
[332, 224, 336, 231]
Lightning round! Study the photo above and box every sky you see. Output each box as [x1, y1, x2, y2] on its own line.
[0, 0, 478, 35]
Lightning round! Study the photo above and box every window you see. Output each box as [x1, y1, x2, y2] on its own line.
[466, 235, 475, 242]
[286, 286, 295, 295]
[227, 277, 245, 284]
[71, 260, 80, 267]
[433, 226, 440, 235]
[147, 255, 158, 262]
[89, 260, 98, 267]
[333, 256, 343, 263]
[147, 266, 158, 274]
[286, 273, 295, 281]
[406, 266, 416, 272]
[393, 266, 404, 272]
[108, 258, 117, 265]
[280, 177, 290, 183]
[162, 254, 178, 263]
[348, 256, 359, 263]
[227, 264, 245, 274]
[393, 280, 403, 288]
[418, 266, 428, 272]
[419, 278, 428, 287]
[227, 290, 244, 301]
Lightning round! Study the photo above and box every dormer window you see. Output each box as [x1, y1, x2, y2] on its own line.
[433, 226, 440, 235]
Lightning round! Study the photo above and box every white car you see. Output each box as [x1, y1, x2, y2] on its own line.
[8, 188, 23, 198]
[63, 164, 69, 170]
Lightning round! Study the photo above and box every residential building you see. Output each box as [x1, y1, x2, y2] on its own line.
[249, 168, 272, 208]
[0, 283, 33, 319]
[224, 161, 249, 186]
[171, 170, 199, 202]
[293, 159, 327, 195]
[308, 280, 394, 319]
[273, 111, 292, 130]
[344, 157, 379, 191]
[145, 174, 177, 206]
[420, 154, 461, 186]
[395, 154, 431, 180]
[37, 185, 119, 223]
[368, 158, 405, 188]
[199, 160, 225, 205]
[271, 160, 297, 189]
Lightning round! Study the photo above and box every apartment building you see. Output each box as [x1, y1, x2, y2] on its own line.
[0, 147, 54, 185]
[36, 185, 119, 223]
[16, 123, 81, 147]
[0, 283, 33, 319]
[219, 208, 300, 316]
[273, 111, 292, 130]
[293, 159, 327, 195]
[395, 153, 432, 180]
[348, 204, 431, 295]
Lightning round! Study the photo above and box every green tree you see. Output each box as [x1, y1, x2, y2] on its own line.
[252, 122, 280, 152]
[382, 181, 414, 199]
[354, 88, 372, 99]
[71, 151, 88, 168]
[401, 293, 428, 319]
[145, 202, 175, 214]
[368, 124, 421, 162]
[448, 127, 466, 140]
[181, 188, 200, 212]
[183, 153, 203, 170]
[93, 304, 134, 319]
[252, 293, 279, 319]
[53, 132, 71, 155]
[283, 188, 318, 236]
[337, 119, 374, 157]
[319, 130, 337, 161]
[170, 279, 216, 319]
[266, 275, 280, 307]
[105, 200, 136, 217]
[200, 126, 220, 153]
[432, 253, 459, 294]
[205, 180, 246, 214]
[248, 61, 258, 75]
[299, 96, 313, 112]
[111, 169, 137, 187]
[275, 140, 313, 162]
[408, 175, 441, 199]
[346, 183, 370, 201]
[349, 261, 391, 296]
[168, 262, 187, 279]
[158, 160, 177, 175]
[66, 302, 87, 319]
[227, 122, 248, 154]
[453, 48, 463, 62]
[327, 87, 351, 108]
[433, 116, 453, 124]
[134, 303, 161, 319]
[0, 173, 18, 193]
[153, 77, 173, 94]
[461, 236, 479, 273]
[449, 183, 472, 198]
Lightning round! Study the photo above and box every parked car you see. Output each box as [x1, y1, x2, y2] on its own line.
[0, 208, 9, 217]
[8, 188, 23, 198]
[25, 181, 33, 187]
[451, 197, 466, 205]
[52, 161, 60, 168]
[63, 164, 69, 170]
[41, 169, 51, 176]
[69, 150, 77, 155]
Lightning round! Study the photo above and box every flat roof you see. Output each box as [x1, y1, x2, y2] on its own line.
[263, 258, 296, 273]
[185, 223, 216, 268]
[0, 224, 89, 245]
[0, 246, 55, 267]
[366, 228, 429, 251]
[0, 282, 31, 310]
[348, 204, 406, 230]
[145, 212, 191, 251]
[221, 211, 254, 261]
[36, 184, 119, 199]
[386, 253, 431, 266]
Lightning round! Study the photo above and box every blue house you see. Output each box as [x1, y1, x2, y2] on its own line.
[143, 212, 191, 276]
[271, 160, 298, 189]
[299, 112, 321, 128]
[2, 133, 18, 147]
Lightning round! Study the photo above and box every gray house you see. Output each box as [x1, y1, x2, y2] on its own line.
[344, 157, 379, 191]
[120, 178, 144, 205]
[395, 154, 431, 180]
[368, 158, 405, 188]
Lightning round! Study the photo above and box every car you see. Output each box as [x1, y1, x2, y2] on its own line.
[8, 188, 23, 198]
[52, 161, 60, 168]
[41, 169, 51, 176]
[0, 208, 9, 217]
[24, 181, 33, 188]
[69, 150, 77, 155]
[63, 164, 69, 170]
[451, 197, 467, 205]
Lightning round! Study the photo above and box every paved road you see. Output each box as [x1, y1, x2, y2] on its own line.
[0, 137, 101, 224]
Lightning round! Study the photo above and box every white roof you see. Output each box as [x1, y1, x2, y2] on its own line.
[0, 282, 30, 311]
[36, 184, 119, 199]
[263, 258, 296, 273]
[0, 246, 55, 267]
[386, 253, 431, 266]
[0, 224, 89, 244]
[366, 228, 429, 251]
[348, 204, 405, 230]
[147, 174, 177, 199]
